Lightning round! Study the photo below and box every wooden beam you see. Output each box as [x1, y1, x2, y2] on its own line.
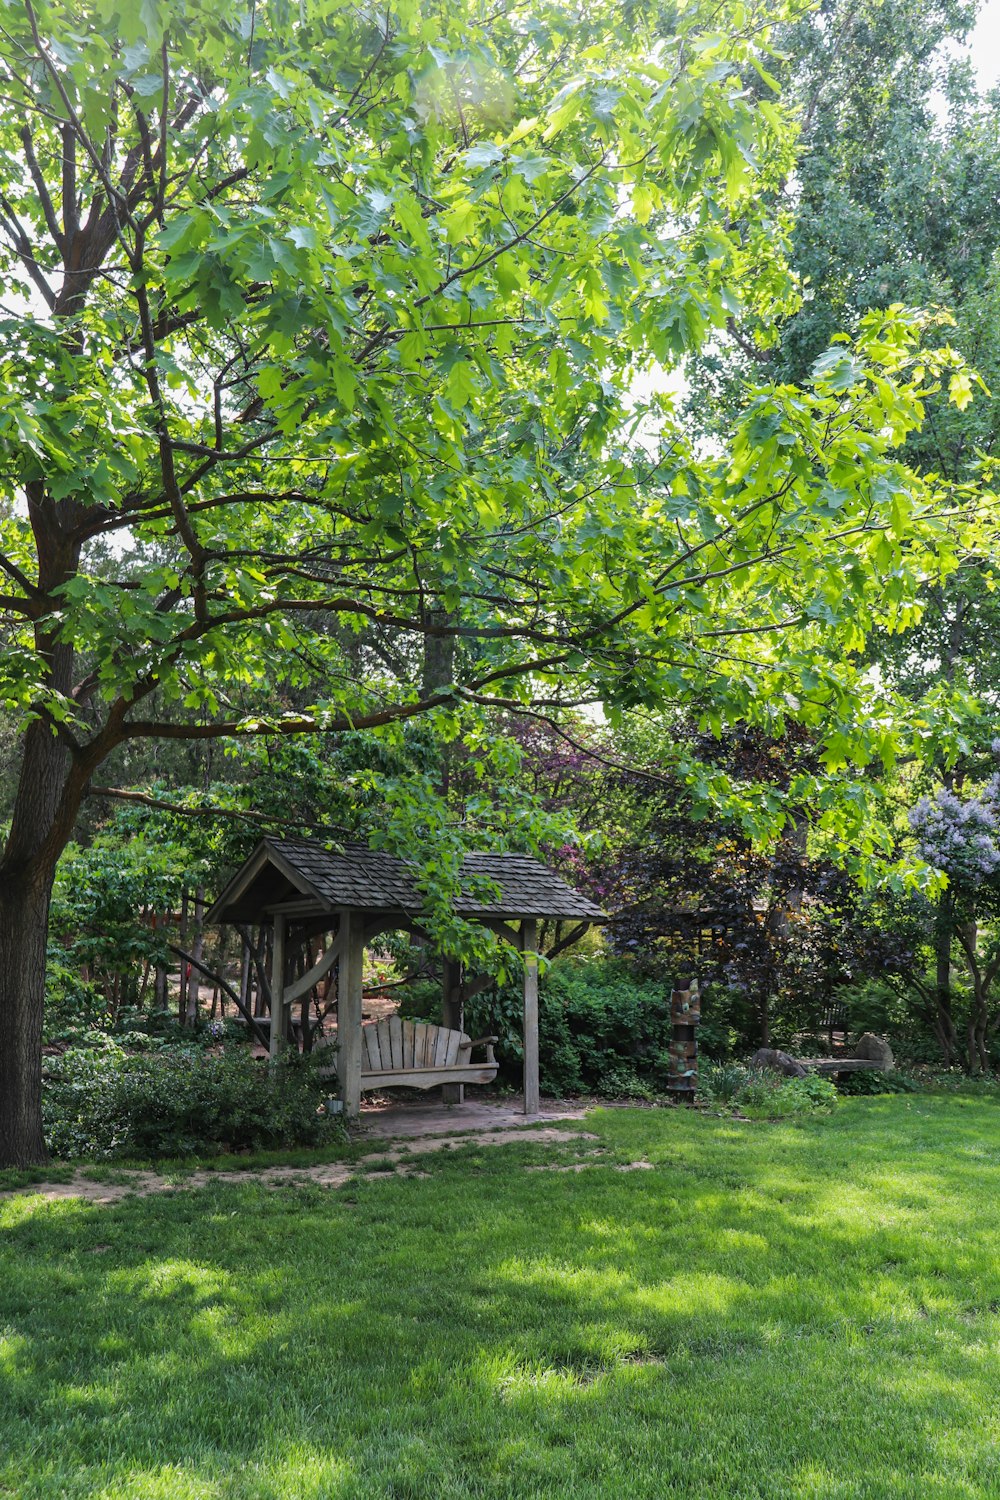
[337, 908, 365, 1119]
[263, 898, 327, 917]
[364, 916, 414, 943]
[522, 918, 540, 1116]
[480, 918, 520, 944]
[269, 912, 286, 1062]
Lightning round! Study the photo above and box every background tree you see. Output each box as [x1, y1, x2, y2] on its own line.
[593, 724, 898, 1052]
[681, 0, 1000, 1038]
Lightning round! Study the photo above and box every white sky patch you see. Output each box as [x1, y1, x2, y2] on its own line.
[626, 359, 689, 457]
[969, 0, 1000, 89]
[932, 0, 1000, 114]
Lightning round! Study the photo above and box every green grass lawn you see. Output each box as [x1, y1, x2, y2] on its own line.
[3, 1095, 1000, 1499]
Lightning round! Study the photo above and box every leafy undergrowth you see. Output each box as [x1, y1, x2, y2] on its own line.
[2, 1096, 1000, 1497]
[42, 1042, 345, 1160]
[699, 1061, 841, 1116]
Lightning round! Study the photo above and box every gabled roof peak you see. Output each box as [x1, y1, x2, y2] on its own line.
[206, 836, 606, 926]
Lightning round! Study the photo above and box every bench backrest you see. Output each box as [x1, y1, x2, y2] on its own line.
[362, 1017, 468, 1073]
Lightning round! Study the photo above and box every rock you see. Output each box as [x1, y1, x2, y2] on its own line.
[853, 1033, 894, 1070]
[751, 1047, 807, 1078]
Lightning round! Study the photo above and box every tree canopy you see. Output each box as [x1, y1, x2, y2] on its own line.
[0, 0, 991, 1165]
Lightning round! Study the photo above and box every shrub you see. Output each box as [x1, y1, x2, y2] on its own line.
[43, 1040, 342, 1160]
[399, 958, 674, 1097]
[736, 1072, 839, 1118]
[699, 1064, 838, 1118]
[698, 1060, 755, 1106]
[43, 957, 108, 1043]
[835, 1069, 919, 1096]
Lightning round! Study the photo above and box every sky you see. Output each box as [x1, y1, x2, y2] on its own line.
[968, 0, 1000, 89]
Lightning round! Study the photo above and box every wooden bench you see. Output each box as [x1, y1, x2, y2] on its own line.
[318, 1017, 499, 1092]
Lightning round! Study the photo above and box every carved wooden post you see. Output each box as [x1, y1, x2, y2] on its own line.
[667, 978, 700, 1102]
[337, 909, 364, 1119]
[269, 913, 286, 1062]
[522, 919, 540, 1116]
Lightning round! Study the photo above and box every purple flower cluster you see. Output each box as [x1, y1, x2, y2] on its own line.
[909, 774, 1000, 886]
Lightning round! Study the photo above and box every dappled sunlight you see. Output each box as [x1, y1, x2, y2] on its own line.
[2, 1102, 1000, 1496]
[110, 1259, 232, 1305]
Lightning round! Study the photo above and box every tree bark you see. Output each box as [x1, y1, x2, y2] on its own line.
[0, 871, 54, 1166]
[422, 608, 456, 795]
[0, 514, 92, 1165]
[758, 992, 770, 1049]
[933, 888, 957, 1067]
[0, 703, 83, 1165]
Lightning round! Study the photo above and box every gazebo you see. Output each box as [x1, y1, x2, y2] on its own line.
[206, 837, 606, 1116]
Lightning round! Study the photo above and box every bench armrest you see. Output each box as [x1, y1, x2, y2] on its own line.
[468, 1034, 499, 1065]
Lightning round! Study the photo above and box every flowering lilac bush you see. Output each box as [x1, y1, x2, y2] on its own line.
[909, 743, 1000, 888]
[908, 780, 1000, 887]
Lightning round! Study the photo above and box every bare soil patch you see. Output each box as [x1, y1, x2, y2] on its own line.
[2, 1126, 598, 1205]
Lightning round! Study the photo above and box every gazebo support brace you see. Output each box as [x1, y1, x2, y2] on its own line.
[284, 931, 343, 1006]
[337, 908, 365, 1118]
[522, 918, 540, 1116]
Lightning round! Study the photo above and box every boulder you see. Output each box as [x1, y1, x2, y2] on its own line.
[853, 1033, 894, 1070]
[751, 1047, 807, 1078]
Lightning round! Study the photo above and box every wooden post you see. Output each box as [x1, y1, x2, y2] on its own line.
[154, 946, 168, 1013]
[269, 913, 286, 1062]
[442, 957, 464, 1106]
[522, 919, 540, 1116]
[178, 890, 189, 1025]
[337, 909, 364, 1119]
[186, 887, 205, 1026]
[239, 938, 251, 1021]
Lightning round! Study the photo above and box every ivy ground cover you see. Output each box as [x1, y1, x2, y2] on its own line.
[2, 1096, 999, 1498]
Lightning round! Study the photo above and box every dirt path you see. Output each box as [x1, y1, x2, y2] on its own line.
[2, 1125, 598, 1205]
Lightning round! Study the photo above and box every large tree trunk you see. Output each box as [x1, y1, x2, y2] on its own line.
[0, 706, 80, 1166]
[0, 871, 53, 1166]
[0, 552, 90, 1165]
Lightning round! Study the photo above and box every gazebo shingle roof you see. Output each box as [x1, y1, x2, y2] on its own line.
[206, 837, 606, 925]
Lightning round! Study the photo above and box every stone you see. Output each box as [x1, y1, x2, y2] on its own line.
[751, 1047, 807, 1078]
[853, 1033, 894, 1070]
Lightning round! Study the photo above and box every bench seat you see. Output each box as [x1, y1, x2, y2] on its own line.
[318, 1016, 499, 1092]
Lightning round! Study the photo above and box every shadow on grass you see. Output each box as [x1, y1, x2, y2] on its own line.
[1, 1097, 999, 1498]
